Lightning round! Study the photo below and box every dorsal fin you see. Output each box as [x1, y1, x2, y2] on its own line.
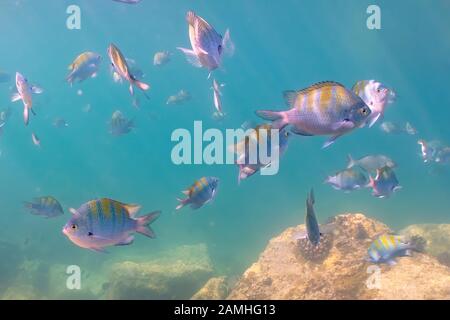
[122, 203, 141, 217]
[283, 81, 344, 108]
[297, 81, 344, 95]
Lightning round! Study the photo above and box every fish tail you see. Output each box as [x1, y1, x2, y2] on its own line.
[366, 175, 375, 189]
[255, 110, 288, 130]
[346, 154, 355, 168]
[135, 210, 161, 238]
[176, 198, 189, 211]
[23, 107, 29, 126]
[23, 201, 34, 209]
[222, 29, 235, 57]
[133, 78, 150, 92]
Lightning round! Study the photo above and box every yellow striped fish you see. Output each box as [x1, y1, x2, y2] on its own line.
[176, 177, 219, 211]
[66, 51, 101, 85]
[256, 81, 371, 148]
[368, 234, 416, 265]
[63, 198, 160, 253]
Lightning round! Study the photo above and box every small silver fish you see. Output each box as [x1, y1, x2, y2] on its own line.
[352, 80, 396, 127]
[32, 132, 40, 147]
[325, 166, 368, 192]
[347, 154, 396, 172]
[177, 11, 234, 75]
[380, 121, 417, 135]
[53, 118, 69, 128]
[166, 90, 191, 105]
[212, 78, 225, 116]
[153, 51, 171, 66]
[11, 72, 43, 126]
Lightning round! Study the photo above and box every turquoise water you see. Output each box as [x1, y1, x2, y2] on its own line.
[0, 0, 449, 299]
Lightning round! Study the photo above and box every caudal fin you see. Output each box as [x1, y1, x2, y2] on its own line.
[136, 211, 161, 238]
[176, 198, 189, 211]
[222, 29, 235, 57]
[255, 110, 287, 129]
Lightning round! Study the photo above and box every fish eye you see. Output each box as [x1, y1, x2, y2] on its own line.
[71, 224, 78, 230]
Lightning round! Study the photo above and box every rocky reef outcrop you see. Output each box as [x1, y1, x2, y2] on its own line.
[191, 276, 230, 300]
[400, 224, 450, 267]
[227, 213, 450, 300]
[104, 244, 214, 299]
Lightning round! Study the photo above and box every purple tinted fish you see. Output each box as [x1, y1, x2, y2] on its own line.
[256, 81, 371, 148]
[177, 11, 234, 74]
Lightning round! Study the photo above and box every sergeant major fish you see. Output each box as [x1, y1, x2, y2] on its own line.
[177, 11, 234, 76]
[24, 196, 64, 218]
[11, 72, 43, 125]
[256, 81, 371, 148]
[109, 110, 134, 136]
[63, 198, 160, 253]
[176, 177, 219, 211]
[230, 125, 290, 183]
[66, 52, 102, 85]
[107, 43, 150, 97]
[368, 234, 417, 265]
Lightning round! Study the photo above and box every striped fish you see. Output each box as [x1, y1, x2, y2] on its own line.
[24, 196, 64, 218]
[368, 234, 416, 265]
[109, 110, 134, 136]
[232, 125, 290, 183]
[107, 43, 150, 97]
[63, 198, 160, 253]
[352, 80, 396, 128]
[176, 177, 219, 210]
[256, 81, 371, 148]
[177, 11, 234, 75]
[66, 51, 101, 85]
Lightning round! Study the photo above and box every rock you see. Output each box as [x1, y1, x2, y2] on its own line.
[191, 277, 229, 300]
[400, 224, 450, 267]
[0, 241, 23, 294]
[105, 244, 214, 299]
[2, 284, 39, 300]
[228, 213, 450, 300]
